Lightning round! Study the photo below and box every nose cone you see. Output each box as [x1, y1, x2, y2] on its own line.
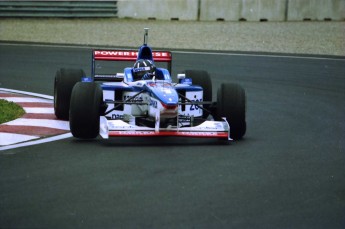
[146, 82, 179, 117]
[160, 87, 179, 106]
[146, 82, 179, 105]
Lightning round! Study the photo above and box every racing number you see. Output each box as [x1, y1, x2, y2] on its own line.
[190, 99, 202, 111]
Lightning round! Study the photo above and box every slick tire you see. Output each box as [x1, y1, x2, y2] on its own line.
[69, 82, 103, 139]
[54, 68, 85, 120]
[216, 83, 246, 140]
[185, 70, 212, 118]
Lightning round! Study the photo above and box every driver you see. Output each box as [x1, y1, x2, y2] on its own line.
[133, 59, 156, 81]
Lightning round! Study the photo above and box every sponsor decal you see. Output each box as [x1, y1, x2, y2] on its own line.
[93, 50, 171, 62]
[111, 114, 124, 119]
[133, 67, 151, 72]
[94, 51, 138, 57]
[149, 99, 158, 108]
[123, 95, 143, 102]
[152, 52, 170, 58]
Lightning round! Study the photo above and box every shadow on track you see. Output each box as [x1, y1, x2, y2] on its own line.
[69, 136, 248, 148]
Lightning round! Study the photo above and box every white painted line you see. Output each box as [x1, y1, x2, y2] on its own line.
[0, 88, 53, 100]
[1, 97, 52, 103]
[4, 118, 70, 130]
[23, 107, 54, 114]
[0, 133, 73, 151]
[1, 43, 344, 61]
[172, 51, 345, 61]
[0, 133, 39, 146]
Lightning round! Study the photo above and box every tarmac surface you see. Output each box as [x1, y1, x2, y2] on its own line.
[0, 18, 344, 56]
[0, 43, 344, 228]
[0, 18, 345, 228]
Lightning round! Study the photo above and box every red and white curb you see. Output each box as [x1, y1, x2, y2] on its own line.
[0, 88, 71, 151]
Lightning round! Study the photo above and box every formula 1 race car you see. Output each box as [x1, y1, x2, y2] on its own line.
[54, 28, 246, 141]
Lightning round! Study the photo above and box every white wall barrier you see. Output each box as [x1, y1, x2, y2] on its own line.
[117, 0, 198, 20]
[200, 0, 286, 21]
[117, 0, 344, 21]
[288, 0, 345, 21]
[1, 0, 344, 21]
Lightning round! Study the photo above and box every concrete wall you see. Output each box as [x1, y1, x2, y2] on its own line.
[200, 0, 286, 21]
[288, 0, 345, 21]
[117, 0, 345, 21]
[117, 0, 198, 20]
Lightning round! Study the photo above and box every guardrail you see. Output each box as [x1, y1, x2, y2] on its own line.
[0, 0, 344, 21]
[0, 1, 117, 18]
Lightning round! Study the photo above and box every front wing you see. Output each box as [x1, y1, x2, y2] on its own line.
[99, 117, 232, 141]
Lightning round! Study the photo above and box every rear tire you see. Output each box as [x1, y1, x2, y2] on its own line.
[216, 83, 246, 140]
[185, 70, 212, 118]
[54, 68, 85, 120]
[69, 82, 103, 139]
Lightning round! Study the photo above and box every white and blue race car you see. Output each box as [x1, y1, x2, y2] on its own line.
[54, 29, 246, 141]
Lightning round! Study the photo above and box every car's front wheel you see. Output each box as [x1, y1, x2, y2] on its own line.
[216, 83, 246, 140]
[69, 82, 103, 139]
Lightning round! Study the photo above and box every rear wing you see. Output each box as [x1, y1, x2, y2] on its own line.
[91, 49, 172, 80]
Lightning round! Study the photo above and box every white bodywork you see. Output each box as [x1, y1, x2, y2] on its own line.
[99, 80, 231, 140]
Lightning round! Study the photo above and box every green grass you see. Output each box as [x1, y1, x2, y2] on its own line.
[0, 99, 25, 124]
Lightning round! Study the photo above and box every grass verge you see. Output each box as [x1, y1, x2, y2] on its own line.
[0, 99, 25, 124]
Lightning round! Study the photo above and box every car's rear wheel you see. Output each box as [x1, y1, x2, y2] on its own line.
[54, 68, 85, 120]
[69, 82, 103, 139]
[216, 83, 246, 140]
[185, 70, 212, 118]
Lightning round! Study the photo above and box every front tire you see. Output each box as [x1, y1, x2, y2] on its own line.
[216, 83, 246, 140]
[54, 68, 85, 120]
[69, 82, 103, 139]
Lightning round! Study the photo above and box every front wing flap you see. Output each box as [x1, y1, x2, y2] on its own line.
[99, 117, 232, 141]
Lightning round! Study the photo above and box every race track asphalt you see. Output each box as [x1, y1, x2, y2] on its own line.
[0, 43, 345, 229]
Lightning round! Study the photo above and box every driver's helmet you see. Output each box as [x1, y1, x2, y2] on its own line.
[133, 59, 156, 80]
